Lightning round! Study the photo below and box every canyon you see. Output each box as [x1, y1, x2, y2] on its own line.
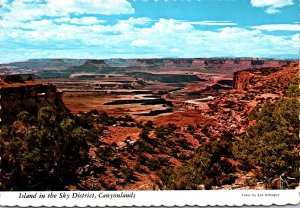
[0, 58, 298, 190]
[2, 58, 292, 121]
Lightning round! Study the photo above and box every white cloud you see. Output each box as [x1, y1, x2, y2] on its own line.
[250, 24, 300, 31]
[265, 6, 280, 14]
[148, 18, 194, 34]
[131, 39, 149, 46]
[251, 0, 294, 14]
[0, 0, 134, 21]
[0, 0, 8, 4]
[55, 17, 105, 25]
[127, 19, 298, 58]
[177, 20, 237, 26]
[251, 0, 294, 7]
[2, 0, 46, 21]
[0, 17, 298, 62]
[46, 0, 134, 16]
[118, 17, 152, 25]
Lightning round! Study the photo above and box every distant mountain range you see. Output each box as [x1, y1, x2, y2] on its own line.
[0, 58, 296, 78]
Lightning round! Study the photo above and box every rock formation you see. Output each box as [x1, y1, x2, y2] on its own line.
[0, 74, 68, 123]
[233, 62, 298, 91]
[206, 61, 298, 139]
[0, 58, 294, 76]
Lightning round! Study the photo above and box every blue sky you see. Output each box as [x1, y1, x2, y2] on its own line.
[0, 0, 299, 63]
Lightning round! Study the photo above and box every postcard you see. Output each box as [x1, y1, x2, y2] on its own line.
[0, 0, 299, 207]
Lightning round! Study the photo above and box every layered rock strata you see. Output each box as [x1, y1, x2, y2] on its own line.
[0, 75, 68, 123]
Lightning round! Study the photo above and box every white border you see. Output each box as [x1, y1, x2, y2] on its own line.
[0, 190, 299, 207]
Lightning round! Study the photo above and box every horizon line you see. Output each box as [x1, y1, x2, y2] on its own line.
[1, 56, 298, 65]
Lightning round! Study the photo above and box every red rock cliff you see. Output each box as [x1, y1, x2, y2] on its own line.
[233, 61, 299, 91]
[0, 75, 69, 123]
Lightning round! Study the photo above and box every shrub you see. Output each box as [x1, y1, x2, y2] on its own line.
[0, 107, 100, 191]
[233, 98, 300, 180]
[187, 125, 195, 135]
[286, 78, 299, 97]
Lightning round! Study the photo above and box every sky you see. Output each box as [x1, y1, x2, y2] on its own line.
[0, 0, 299, 63]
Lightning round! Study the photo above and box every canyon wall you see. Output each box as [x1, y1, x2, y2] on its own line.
[1, 58, 294, 76]
[0, 75, 68, 123]
[232, 61, 299, 91]
[103, 58, 294, 73]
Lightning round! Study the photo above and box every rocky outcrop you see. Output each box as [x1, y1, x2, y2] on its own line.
[233, 71, 259, 90]
[0, 75, 69, 123]
[104, 58, 293, 74]
[233, 61, 299, 91]
[202, 61, 299, 140]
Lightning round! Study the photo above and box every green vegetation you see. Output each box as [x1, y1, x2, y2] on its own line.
[233, 80, 300, 184]
[233, 98, 300, 179]
[286, 78, 300, 97]
[163, 132, 235, 190]
[186, 125, 195, 135]
[0, 106, 100, 190]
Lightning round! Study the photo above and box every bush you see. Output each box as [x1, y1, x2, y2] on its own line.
[233, 98, 300, 180]
[0, 107, 99, 191]
[187, 125, 195, 135]
[286, 78, 299, 97]
[121, 167, 135, 182]
[164, 133, 235, 190]
[139, 128, 150, 140]
[144, 120, 154, 130]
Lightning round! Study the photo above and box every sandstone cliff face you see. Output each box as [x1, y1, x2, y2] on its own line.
[103, 58, 293, 73]
[0, 75, 68, 123]
[233, 61, 299, 91]
[206, 61, 299, 139]
[233, 71, 262, 90]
